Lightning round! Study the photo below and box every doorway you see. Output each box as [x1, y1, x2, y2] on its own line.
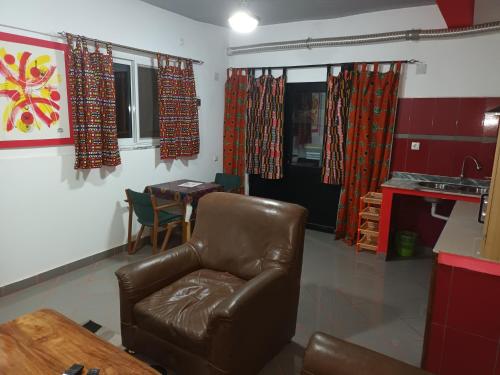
[249, 82, 341, 232]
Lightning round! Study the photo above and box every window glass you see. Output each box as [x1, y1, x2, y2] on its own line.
[289, 89, 326, 167]
[113, 63, 132, 139]
[138, 66, 159, 139]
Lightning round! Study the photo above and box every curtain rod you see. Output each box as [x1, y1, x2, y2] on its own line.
[231, 59, 419, 71]
[0, 23, 204, 65]
[59, 32, 203, 65]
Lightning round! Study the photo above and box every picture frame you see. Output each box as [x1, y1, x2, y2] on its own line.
[0, 31, 73, 148]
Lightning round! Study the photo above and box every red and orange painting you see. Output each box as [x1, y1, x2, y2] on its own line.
[0, 31, 72, 148]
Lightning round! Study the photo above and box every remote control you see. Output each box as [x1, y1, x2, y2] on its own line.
[63, 364, 84, 375]
[87, 369, 100, 375]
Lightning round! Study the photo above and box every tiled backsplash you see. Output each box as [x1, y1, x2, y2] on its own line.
[391, 97, 500, 179]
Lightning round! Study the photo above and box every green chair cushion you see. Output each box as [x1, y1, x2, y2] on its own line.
[126, 189, 182, 227]
[138, 210, 182, 227]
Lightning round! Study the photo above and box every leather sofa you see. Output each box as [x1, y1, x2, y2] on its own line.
[301, 332, 432, 375]
[116, 192, 308, 375]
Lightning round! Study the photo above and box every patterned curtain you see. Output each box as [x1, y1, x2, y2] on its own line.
[157, 55, 199, 159]
[336, 62, 401, 244]
[223, 68, 248, 191]
[246, 70, 286, 179]
[322, 67, 353, 185]
[66, 34, 121, 169]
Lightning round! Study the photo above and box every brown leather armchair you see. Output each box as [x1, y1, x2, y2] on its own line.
[116, 192, 308, 375]
[301, 333, 432, 375]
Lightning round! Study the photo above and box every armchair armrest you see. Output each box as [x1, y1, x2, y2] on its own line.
[116, 243, 200, 301]
[301, 333, 430, 375]
[115, 243, 201, 325]
[212, 268, 287, 320]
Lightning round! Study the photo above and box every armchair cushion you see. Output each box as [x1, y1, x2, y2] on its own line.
[133, 269, 245, 355]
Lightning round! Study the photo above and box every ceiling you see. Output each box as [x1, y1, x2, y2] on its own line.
[141, 0, 436, 27]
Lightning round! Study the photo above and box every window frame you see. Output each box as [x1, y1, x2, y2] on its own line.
[112, 50, 159, 149]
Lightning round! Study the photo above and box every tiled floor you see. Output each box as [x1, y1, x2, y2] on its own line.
[0, 230, 433, 374]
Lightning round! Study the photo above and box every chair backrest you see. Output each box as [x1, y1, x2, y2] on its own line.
[191, 192, 308, 280]
[215, 173, 241, 193]
[126, 189, 155, 222]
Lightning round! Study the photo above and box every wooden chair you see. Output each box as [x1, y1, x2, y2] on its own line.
[125, 189, 183, 254]
[214, 173, 241, 193]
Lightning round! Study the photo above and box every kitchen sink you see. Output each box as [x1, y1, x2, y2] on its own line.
[417, 181, 489, 195]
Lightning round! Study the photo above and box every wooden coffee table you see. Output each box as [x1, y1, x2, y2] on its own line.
[0, 309, 159, 374]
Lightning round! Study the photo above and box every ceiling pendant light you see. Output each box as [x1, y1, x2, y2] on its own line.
[228, 1, 259, 33]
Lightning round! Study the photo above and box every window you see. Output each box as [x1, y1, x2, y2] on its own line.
[285, 82, 327, 168]
[113, 63, 132, 139]
[112, 53, 160, 147]
[137, 66, 159, 138]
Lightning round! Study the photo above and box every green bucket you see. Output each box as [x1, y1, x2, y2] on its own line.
[396, 231, 418, 257]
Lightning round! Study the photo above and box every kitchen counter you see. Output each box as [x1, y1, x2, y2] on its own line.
[382, 172, 489, 199]
[432, 201, 500, 276]
[433, 201, 483, 257]
[377, 172, 485, 255]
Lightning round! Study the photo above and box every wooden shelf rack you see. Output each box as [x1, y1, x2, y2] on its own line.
[356, 192, 382, 253]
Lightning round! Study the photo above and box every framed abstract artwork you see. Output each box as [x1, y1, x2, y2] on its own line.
[0, 31, 73, 148]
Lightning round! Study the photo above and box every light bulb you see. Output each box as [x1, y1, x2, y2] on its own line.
[228, 10, 259, 33]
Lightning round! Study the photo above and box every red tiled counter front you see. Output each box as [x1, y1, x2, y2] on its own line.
[377, 186, 480, 255]
[422, 262, 500, 374]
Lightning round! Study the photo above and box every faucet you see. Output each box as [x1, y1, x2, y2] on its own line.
[460, 155, 482, 180]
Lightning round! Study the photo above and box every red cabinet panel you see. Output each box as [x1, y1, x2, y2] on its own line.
[447, 268, 500, 340]
[431, 264, 452, 325]
[423, 323, 446, 373]
[440, 328, 498, 375]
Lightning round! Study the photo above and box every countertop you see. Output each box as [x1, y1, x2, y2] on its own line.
[433, 201, 484, 258]
[382, 172, 489, 199]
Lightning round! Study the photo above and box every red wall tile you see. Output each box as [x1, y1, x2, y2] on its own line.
[395, 99, 412, 134]
[392, 97, 498, 177]
[440, 328, 498, 375]
[390, 138, 407, 172]
[456, 98, 487, 137]
[484, 98, 500, 138]
[480, 143, 497, 179]
[405, 139, 429, 174]
[427, 140, 457, 177]
[411, 98, 436, 135]
[447, 267, 500, 340]
[433, 98, 459, 136]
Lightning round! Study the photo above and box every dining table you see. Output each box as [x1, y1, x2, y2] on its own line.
[146, 179, 223, 241]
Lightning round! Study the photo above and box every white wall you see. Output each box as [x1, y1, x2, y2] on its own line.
[0, 0, 228, 287]
[229, 5, 500, 98]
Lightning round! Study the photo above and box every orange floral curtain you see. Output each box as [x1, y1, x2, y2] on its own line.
[66, 34, 121, 169]
[223, 68, 248, 191]
[336, 62, 401, 244]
